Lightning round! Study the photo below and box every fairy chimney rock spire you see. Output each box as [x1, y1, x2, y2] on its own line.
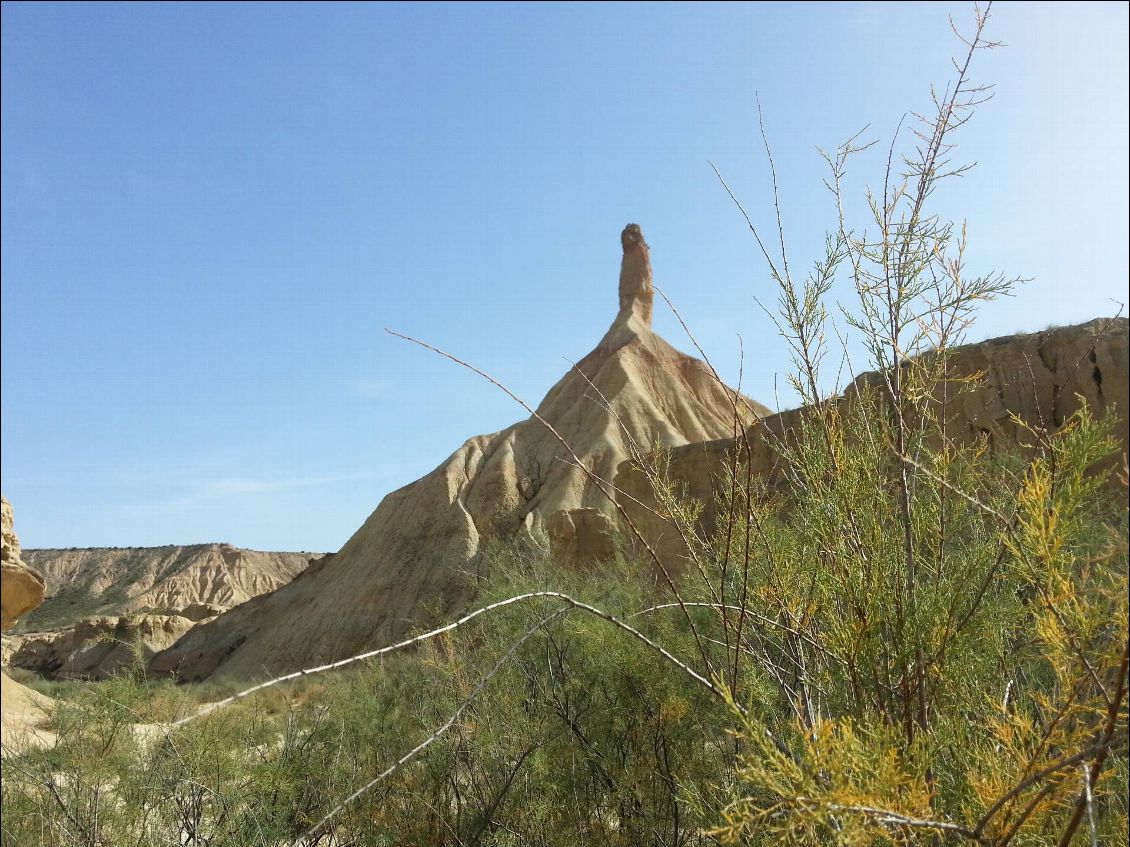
[617, 224, 653, 327]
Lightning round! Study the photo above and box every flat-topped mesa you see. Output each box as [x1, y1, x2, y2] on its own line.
[616, 224, 653, 327]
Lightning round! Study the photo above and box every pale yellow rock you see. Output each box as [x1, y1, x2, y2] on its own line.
[1, 496, 55, 754]
[1, 671, 54, 753]
[152, 225, 769, 681]
[547, 508, 618, 566]
[1, 497, 45, 631]
[0, 563, 44, 631]
[618, 223, 653, 326]
[2, 497, 21, 562]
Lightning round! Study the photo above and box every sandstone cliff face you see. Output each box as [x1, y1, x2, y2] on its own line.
[616, 317, 1130, 567]
[1, 497, 53, 751]
[152, 225, 768, 681]
[2, 497, 45, 631]
[20, 543, 317, 631]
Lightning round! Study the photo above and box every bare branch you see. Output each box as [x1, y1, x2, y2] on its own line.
[171, 590, 727, 730]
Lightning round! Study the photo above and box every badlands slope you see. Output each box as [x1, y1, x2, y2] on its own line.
[20, 543, 317, 631]
[152, 225, 768, 681]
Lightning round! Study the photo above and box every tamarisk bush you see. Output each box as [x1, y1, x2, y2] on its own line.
[690, 4, 1129, 844]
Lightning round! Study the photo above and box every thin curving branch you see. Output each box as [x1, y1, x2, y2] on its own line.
[170, 590, 726, 731]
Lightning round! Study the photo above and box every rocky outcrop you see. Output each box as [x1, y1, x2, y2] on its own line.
[20, 543, 317, 630]
[1, 497, 54, 752]
[616, 317, 1130, 567]
[617, 223, 653, 325]
[546, 508, 619, 566]
[152, 225, 769, 681]
[2, 497, 45, 630]
[1, 671, 53, 752]
[6, 613, 201, 681]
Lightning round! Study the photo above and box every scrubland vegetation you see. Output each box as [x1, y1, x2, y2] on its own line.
[3, 5, 1126, 846]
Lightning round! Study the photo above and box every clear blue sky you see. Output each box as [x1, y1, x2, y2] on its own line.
[2, 2, 1126, 551]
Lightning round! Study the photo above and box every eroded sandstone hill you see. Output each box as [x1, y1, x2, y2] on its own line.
[20, 543, 317, 631]
[152, 224, 768, 681]
[4, 513, 316, 679]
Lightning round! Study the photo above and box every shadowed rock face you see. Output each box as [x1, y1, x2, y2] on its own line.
[616, 317, 1130, 568]
[1, 497, 44, 631]
[151, 225, 769, 682]
[7, 614, 200, 681]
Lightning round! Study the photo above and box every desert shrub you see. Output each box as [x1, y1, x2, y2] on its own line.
[291, 545, 735, 846]
[677, 4, 1129, 844]
[2, 550, 732, 846]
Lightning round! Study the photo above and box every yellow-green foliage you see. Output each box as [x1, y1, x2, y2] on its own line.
[704, 397, 1126, 846]
[691, 3, 1129, 842]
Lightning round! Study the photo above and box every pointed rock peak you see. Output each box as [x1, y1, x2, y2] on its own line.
[617, 224, 653, 328]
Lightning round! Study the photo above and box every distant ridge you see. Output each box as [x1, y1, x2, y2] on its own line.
[21, 542, 317, 631]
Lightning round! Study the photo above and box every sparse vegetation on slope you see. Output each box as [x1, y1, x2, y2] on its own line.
[19, 544, 315, 632]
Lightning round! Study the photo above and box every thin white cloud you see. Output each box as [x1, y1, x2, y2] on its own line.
[349, 377, 393, 400]
[117, 471, 378, 517]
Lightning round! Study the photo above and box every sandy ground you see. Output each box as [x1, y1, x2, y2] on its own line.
[1, 671, 56, 753]
[1, 673, 223, 759]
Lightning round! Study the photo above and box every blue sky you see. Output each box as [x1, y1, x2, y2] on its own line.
[2, 2, 1127, 551]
